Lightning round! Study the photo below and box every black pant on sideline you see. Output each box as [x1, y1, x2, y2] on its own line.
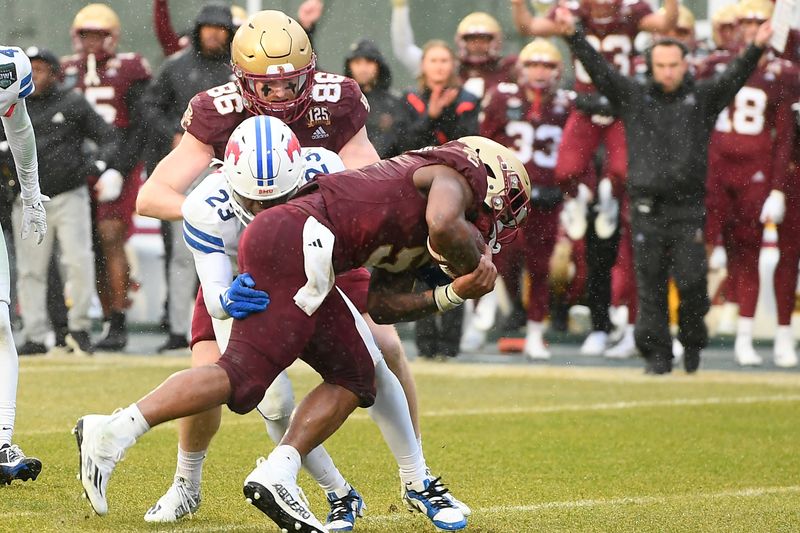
[631, 208, 709, 362]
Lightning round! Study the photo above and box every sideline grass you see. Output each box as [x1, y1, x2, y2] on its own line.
[3, 355, 799, 532]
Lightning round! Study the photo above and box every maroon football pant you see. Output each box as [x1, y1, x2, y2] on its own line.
[775, 167, 800, 325]
[493, 208, 559, 323]
[706, 154, 771, 318]
[216, 206, 377, 414]
[555, 111, 627, 188]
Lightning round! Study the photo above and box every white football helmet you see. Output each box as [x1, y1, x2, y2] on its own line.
[222, 115, 305, 225]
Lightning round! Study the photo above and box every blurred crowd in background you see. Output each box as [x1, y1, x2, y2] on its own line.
[1, 0, 799, 371]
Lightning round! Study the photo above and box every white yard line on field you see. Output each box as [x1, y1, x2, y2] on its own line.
[20, 355, 800, 387]
[18, 394, 800, 436]
[8, 485, 800, 528]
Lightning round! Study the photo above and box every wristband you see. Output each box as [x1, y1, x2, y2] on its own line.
[433, 283, 465, 312]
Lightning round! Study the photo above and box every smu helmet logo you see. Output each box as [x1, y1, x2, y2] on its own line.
[225, 139, 243, 165]
[286, 133, 301, 163]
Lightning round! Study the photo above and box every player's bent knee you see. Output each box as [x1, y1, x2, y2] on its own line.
[369, 321, 404, 361]
[256, 372, 295, 420]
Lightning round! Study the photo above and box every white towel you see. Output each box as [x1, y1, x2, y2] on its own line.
[293, 216, 336, 316]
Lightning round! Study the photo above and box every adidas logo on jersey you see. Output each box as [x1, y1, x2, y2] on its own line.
[308, 238, 323, 248]
[311, 126, 329, 140]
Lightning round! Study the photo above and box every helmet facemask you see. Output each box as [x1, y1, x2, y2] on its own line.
[485, 156, 530, 250]
[233, 54, 316, 123]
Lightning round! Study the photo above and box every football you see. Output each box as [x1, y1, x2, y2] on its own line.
[427, 224, 487, 279]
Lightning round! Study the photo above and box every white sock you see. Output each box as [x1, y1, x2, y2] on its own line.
[0, 302, 18, 448]
[367, 360, 426, 486]
[107, 403, 150, 441]
[737, 317, 754, 339]
[265, 415, 348, 495]
[175, 447, 206, 489]
[0, 404, 13, 449]
[266, 444, 302, 480]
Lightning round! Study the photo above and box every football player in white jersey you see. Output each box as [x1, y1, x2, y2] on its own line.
[0, 45, 47, 484]
[145, 115, 468, 531]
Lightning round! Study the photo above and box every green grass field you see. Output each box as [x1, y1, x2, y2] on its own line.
[2, 353, 800, 532]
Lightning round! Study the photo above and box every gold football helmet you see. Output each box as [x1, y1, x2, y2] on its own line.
[231, 10, 315, 122]
[458, 136, 532, 250]
[231, 5, 248, 28]
[736, 0, 773, 21]
[517, 39, 562, 91]
[71, 3, 121, 54]
[711, 4, 740, 49]
[455, 12, 503, 65]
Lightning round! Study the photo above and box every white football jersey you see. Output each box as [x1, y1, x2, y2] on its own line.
[182, 146, 345, 324]
[0, 46, 34, 117]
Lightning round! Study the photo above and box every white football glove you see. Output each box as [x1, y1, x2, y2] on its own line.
[21, 195, 49, 245]
[708, 245, 727, 271]
[594, 177, 619, 239]
[560, 183, 592, 240]
[95, 168, 124, 203]
[759, 189, 786, 224]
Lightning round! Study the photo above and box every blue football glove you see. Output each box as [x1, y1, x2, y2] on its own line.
[220, 273, 270, 320]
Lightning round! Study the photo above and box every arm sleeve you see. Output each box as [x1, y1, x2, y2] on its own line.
[702, 45, 764, 117]
[0, 99, 40, 202]
[565, 29, 636, 109]
[181, 201, 235, 320]
[153, 0, 183, 57]
[190, 248, 234, 320]
[391, 4, 422, 78]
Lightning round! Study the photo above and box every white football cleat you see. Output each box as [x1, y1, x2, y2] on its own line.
[734, 336, 763, 367]
[403, 476, 467, 531]
[73, 414, 133, 515]
[459, 326, 487, 353]
[580, 330, 608, 356]
[773, 326, 798, 368]
[144, 476, 201, 522]
[524, 322, 551, 361]
[243, 457, 327, 533]
[604, 326, 637, 359]
[672, 337, 684, 366]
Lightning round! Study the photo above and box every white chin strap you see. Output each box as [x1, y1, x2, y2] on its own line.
[488, 221, 502, 254]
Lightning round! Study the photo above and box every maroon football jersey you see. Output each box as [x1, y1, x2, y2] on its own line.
[61, 52, 151, 129]
[288, 141, 491, 274]
[704, 53, 799, 187]
[460, 55, 518, 99]
[182, 71, 369, 159]
[480, 83, 572, 187]
[550, 0, 652, 93]
[779, 28, 800, 65]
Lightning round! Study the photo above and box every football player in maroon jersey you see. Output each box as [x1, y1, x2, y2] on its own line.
[701, 0, 800, 367]
[456, 12, 518, 99]
[77, 135, 531, 532]
[136, 8, 468, 527]
[61, 3, 152, 351]
[510, 0, 677, 355]
[479, 38, 570, 360]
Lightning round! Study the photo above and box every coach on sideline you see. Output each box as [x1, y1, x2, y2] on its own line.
[551, 8, 773, 375]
